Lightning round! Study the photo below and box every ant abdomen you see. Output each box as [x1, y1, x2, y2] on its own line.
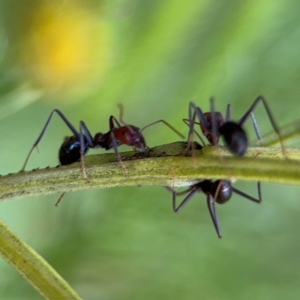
[213, 180, 232, 204]
[200, 180, 232, 204]
[59, 136, 89, 166]
[219, 122, 248, 156]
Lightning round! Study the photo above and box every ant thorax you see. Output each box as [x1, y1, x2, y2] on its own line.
[93, 132, 121, 150]
[116, 125, 146, 152]
[200, 112, 224, 145]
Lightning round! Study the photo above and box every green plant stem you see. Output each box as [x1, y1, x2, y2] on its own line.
[0, 218, 82, 300]
[1, 142, 300, 201]
[0, 142, 299, 299]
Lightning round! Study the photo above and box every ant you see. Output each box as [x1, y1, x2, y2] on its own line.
[90, 107, 185, 176]
[185, 95, 285, 156]
[20, 105, 185, 179]
[167, 179, 262, 238]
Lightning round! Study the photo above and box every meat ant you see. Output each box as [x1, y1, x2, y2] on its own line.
[185, 95, 285, 156]
[167, 179, 262, 238]
[20, 105, 185, 179]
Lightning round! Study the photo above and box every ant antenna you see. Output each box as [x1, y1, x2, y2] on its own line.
[141, 120, 185, 139]
[225, 104, 231, 122]
[117, 103, 126, 126]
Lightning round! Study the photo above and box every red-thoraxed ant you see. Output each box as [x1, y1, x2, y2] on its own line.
[185, 95, 285, 156]
[166, 96, 274, 237]
[20, 105, 185, 179]
[167, 179, 262, 238]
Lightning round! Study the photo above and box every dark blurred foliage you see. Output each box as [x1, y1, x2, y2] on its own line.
[0, 0, 300, 299]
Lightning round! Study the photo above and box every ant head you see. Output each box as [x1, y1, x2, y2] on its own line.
[214, 180, 232, 204]
[219, 122, 248, 156]
[200, 112, 224, 145]
[59, 135, 89, 165]
[116, 125, 146, 152]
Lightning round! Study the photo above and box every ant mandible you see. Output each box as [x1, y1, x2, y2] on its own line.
[20, 105, 185, 178]
[168, 179, 262, 238]
[186, 95, 285, 156]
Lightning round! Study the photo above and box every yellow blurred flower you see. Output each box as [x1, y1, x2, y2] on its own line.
[23, 2, 111, 93]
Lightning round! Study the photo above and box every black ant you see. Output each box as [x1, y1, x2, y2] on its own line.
[20, 105, 185, 178]
[168, 179, 262, 238]
[186, 95, 285, 156]
[20, 109, 93, 177]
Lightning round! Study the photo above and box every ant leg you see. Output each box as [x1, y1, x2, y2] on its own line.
[79, 122, 91, 181]
[182, 119, 206, 146]
[185, 112, 197, 152]
[166, 170, 200, 212]
[183, 102, 209, 154]
[206, 194, 222, 238]
[251, 119, 300, 147]
[115, 106, 142, 142]
[189, 102, 209, 127]
[117, 103, 126, 126]
[165, 186, 174, 193]
[164, 169, 177, 204]
[209, 99, 233, 178]
[181, 102, 209, 151]
[225, 104, 231, 122]
[231, 182, 262, 203]
[250, 113, 263, 146]
[237, 96, 285, 156]
[79, 120, 95, 181]
[110, 115, 122, 129]
[110, 131, 129, 178]
[187, 103, 197, 149]
[188, 102, 210, 135]
[171, 186, 198, 213]
[244, 114, 263, 204]
[21, 109, 80, 172]
[55, 118, 93, 203]
[80, 121, 94, 145]
[210, 97, 218, 146]
[182, 113, 199, 163]
[55, 192, 66, 206]
[140, 119, 185, 139]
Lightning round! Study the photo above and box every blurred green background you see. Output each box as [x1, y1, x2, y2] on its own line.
[1, 0, 300, 299]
